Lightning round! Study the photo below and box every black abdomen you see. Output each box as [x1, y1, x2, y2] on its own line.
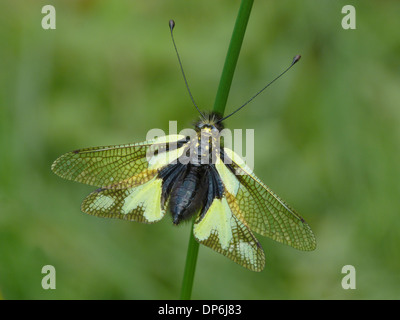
[169, 165, 208, 225]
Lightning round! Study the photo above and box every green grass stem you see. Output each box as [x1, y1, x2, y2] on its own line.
[179, 0, 254, 300]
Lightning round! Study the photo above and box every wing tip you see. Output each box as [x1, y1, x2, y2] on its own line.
[50, 157, 63, 175]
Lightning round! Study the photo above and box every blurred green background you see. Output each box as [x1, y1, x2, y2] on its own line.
[1, 0, 399, 299]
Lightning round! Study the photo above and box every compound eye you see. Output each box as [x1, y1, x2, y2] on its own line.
[211, 127, 219, 134]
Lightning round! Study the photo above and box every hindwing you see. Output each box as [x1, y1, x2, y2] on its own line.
[81, 176, 167, 223]
[193, 154, 266, 271]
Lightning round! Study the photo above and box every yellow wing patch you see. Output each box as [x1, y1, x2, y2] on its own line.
[82, 177, 166, 224]
[121, 177, 163, 222]
[193, 194, 265, 272]
[148, 144, 187, 171]
[193, 198, 233, 250]
[215, 156, 239, 196]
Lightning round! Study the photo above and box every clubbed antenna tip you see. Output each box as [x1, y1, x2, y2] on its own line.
[293, 54, 301, 65]
[169, 19, 175, 30]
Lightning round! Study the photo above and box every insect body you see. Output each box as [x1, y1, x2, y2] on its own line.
[164, 115, 223, 225]
[52, 112, 316, 271]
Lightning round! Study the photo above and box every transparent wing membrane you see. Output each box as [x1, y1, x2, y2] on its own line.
[225, 148, 316, 251]
[51, 135, 186, 188]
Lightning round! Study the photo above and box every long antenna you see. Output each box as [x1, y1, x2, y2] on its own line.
[169, 20, 204, 119]
[217, 55, 301, 123]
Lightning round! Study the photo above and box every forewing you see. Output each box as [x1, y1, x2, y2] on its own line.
[223, 148, 316, 251]
[193, 194, 265, 272]
[51, 135, 187, 188]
